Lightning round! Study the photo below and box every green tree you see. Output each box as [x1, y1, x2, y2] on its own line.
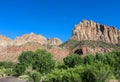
[93, 61, 113, 82]
[95, 53, 107, 63]
[84, 54, 95, 64]
[33, 49, 55, 74]
[55, 62, 68, 69]
[45, 69, 81, 82]
[0, 61, 15, 68]
[17, 49, 55, 74]
[105, 53, 116, 66]
[106, 51, 120, 80]
[18, 51, 34, 65]
[63, 54, 84, 68]
[27, 71, 41, 82]
[81, 62, 113, 82]
[4, 68, 14, 76]
[81, 69, 96, 82]
[14, 63, 27, 76]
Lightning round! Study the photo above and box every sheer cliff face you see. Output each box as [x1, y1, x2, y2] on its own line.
[71, 20, 120, 44]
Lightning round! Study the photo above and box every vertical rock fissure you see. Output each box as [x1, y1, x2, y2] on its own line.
[71, 20, 120, 44]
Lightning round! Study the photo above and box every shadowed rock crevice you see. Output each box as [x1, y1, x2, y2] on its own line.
[74, 49, 83, 55]
[100, 25, 105, 34]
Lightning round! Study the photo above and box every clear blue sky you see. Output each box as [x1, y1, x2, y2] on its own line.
[0, 0, 120, 41]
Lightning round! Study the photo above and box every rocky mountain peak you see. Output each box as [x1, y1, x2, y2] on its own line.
[71, 20, 120, 44]
[13, 33, 47, 46]
[0, 33, 63, 48]
[0, 35, 12, 47]
[47, 38, 62, 46]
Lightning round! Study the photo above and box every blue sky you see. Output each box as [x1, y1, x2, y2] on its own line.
[0, 0, 120, 41]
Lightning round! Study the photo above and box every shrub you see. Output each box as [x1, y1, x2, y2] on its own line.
[14, 63, 27, 76]
[84, 54, 95, 64]
[63, 54, 84, 68]
[44, 69, 81, 82]
[0, 61, 15, 68]
[27, 71, 41, 82]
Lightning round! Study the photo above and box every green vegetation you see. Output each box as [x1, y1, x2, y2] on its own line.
[0, 49, 120, 82]
[0, 61, 15, 77]
[63, 54, 84, 67]
[0, 61, 15, 68]
[26, 71, 41, 82]
[60, 40, 120, 50]
[13, 49, 55, 82]
[44, 50, 120, 82]
[15, 50, 55, 75]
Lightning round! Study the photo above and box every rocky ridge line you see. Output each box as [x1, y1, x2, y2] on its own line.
[0, 32, 62, 48]
[71, 20, 120, 44]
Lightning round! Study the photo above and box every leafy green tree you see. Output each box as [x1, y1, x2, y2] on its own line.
[84, 54, 95, 64]
[93, 61, 113, 82]
[14, 63, 27, 76]
[63, 54, 84, 68]
[32, 49, 55, 74]
[106, 51, 120, 80]
[81, 69, 96, 82]
[95, 53, 107, 63]
[0, 61, 15, 68]
[105, 54, 116, 65]
[17, 50, 55, 74]
[81, 62, 113, 82]
[27, 71, 41, 82]
[110, 50, 120, 58]
[55, 62, 68, 69]
[18, 51, 34, 65]
[45, 69, 81, 82]
[4, 68, 14, 76]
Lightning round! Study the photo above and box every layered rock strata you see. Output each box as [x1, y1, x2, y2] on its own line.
[71, 20, 120, 44]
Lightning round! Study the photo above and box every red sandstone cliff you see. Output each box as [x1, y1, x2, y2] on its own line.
[71, 20, 120, 44]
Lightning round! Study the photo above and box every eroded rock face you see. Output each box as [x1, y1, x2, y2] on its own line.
[0, 43, 69, 62]
[49, 47, 69, 61]
[13, 32, 47, 46]
[0, 42, 46, 62]
[0, 33, 65, 62]
[73, 47, 113, 56]
[0, 33, 63, 47]
[47, 38, 62, 46]
[71, 20, 120, 44]
[0, 35, 12, 47]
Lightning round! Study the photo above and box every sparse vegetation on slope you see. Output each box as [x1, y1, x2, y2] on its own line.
[60, 40, 120, 55]
[60, 40, 120, 50]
